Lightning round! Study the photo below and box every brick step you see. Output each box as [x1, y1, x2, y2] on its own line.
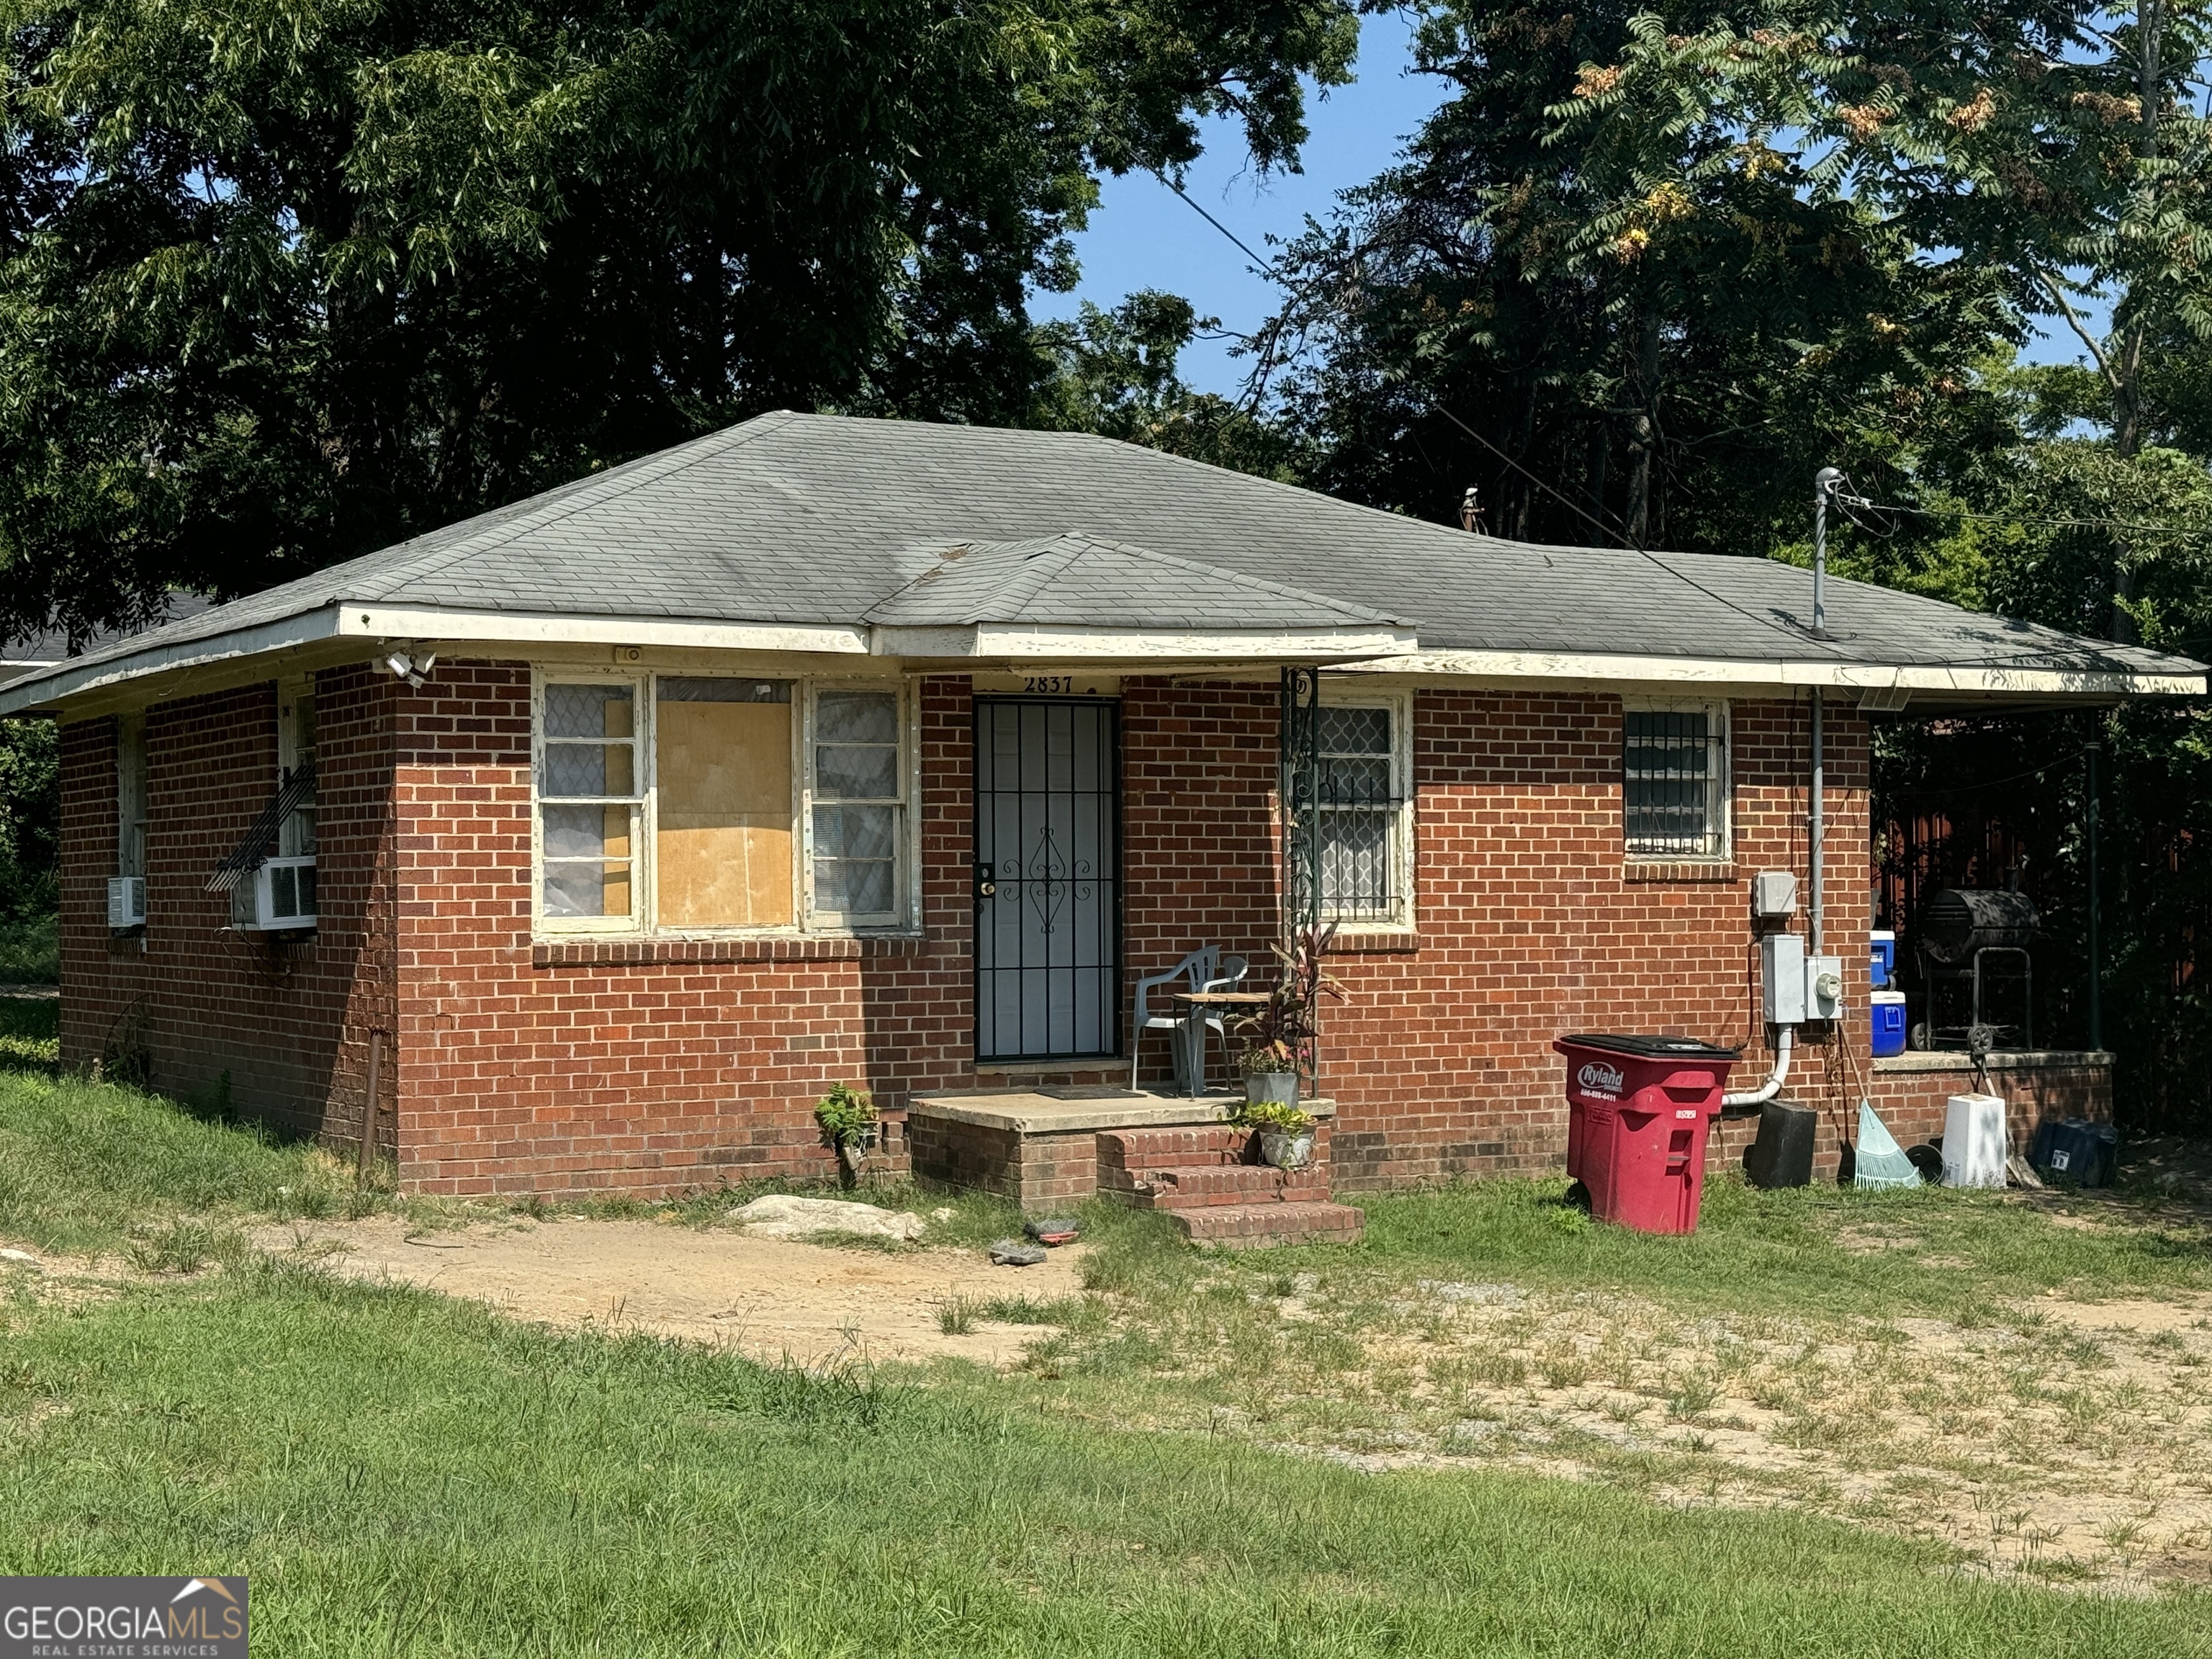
[1114, 1161, 1331, 1209]
[1097, 1125, 1254, 1173]
[1172, 1201, 1366, 1249]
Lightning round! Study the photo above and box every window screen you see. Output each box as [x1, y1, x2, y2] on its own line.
[541, 683, 639, 920]
[1623, 709, 1727, 858]
[812, 690, 902, 920]
[655, 678, 793, 927]
[1318, 704, 1403, 922]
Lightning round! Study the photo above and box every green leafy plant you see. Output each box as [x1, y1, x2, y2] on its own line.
[1232, 922, 1346, 1079]
[814, 1083, 876, 1150]
[814, 1084, 877, 1189]
[1233, 1099, 1316, 1136]
[1236, 1041, 1298, 1076]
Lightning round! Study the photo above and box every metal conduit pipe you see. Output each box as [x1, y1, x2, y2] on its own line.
[1722, 1025, 1794, 1108]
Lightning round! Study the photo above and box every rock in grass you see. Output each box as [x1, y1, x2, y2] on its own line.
[989, 1238, 1047, 1267]
[728, 1195, 924, 1242]
[1023, 1218, 1080, 1245]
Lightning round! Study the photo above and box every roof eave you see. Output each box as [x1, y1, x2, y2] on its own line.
[1331, 649, 2206, 701]
[868, 623, 1420, 661]
[0, 603, 876, 716]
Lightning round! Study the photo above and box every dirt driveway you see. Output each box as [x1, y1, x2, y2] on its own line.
[256, 1213, 1083, 1369]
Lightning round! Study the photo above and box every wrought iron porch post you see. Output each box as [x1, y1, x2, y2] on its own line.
[1280, 667, 1323, 1091]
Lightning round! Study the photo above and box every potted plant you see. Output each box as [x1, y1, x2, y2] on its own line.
[1236, 1097, 1319, 1169]
[813, 1082, 877, 1189]
[1237, 1040, 1301, 1105]
[1231, 922, 1345, 1106]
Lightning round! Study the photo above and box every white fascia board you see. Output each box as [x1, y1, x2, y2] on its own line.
[0, 603, 874, 717]
[337, 606, 868, 656]
[870, 623, 1420, 660]
[0, 606, 349, 715]
[1334, 649, 2206, 698]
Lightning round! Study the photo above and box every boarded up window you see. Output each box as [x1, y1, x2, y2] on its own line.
[655, 678, 793, 927]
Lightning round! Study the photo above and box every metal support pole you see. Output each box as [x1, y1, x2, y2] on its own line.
[1812, 467, 1843, 642]
[1809, 690, 1824, 956]
[2085, 739, 2102, 1052]
[1807, 467, 1842, 958]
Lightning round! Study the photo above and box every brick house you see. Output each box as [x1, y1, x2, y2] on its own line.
[4, 415, 2199, 1228]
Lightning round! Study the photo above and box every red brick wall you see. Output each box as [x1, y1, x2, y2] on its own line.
[56, 668, 397, 1142]
[89, 660, 2043, 1199]
[1318, 691, 1874, 1188]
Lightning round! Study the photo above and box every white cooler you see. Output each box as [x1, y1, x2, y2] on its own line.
[1941, 1093, 2009, 1188]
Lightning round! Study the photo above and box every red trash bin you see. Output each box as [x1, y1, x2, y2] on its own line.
[1553, 1034, 1741, 1234]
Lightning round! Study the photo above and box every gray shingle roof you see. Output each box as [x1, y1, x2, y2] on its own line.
[861, 534, 1403, 629]
[7, 411, 2203, 696]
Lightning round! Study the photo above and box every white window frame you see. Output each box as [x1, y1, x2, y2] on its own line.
[277, 673, 317, 861]
[801, 679, 917, 932]
[1620, 697, 1733, 863]
[115, 710, 147, 880]
[530, 667, 919, 939]
[532, 670, 649, 935]
[1315, 687, 1416, 932]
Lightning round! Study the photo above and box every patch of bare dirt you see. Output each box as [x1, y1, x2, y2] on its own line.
[252, 1213, 1085, 1369]
[1085, 1267, 2212, 1591]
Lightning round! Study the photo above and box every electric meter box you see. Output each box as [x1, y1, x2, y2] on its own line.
[1803, 954, 1844, 1021]
[1761, 933, 1806, 1024]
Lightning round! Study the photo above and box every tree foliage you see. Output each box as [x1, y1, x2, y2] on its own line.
[0, 0, 1357, 640]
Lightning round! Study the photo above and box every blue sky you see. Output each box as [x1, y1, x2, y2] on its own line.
[1038, 12, 2097, 398]
[1035, 11, 1447, 396]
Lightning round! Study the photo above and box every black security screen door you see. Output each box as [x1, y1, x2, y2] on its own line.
[974, 699, 1121, 1061]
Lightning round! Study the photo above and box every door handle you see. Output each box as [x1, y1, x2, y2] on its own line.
[974, 863, 998, 902]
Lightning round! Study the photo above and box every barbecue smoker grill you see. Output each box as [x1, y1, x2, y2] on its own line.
[1915, 888, 2040, 1051]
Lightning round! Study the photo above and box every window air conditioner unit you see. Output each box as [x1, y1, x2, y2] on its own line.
[231, 857, 318, 931]
[107, 876, 146, 929]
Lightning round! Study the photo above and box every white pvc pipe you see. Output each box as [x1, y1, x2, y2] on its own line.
[1723, 1025, 1794, 1108]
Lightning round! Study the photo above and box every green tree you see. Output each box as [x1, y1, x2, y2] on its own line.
[1258, 0, 2014, 552]
[1029, 290, 1307, 477]
[0, 0, 1357, 641]
[1583, 0, 2212, 632]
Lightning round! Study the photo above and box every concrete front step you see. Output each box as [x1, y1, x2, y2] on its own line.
[1171, 1201, 1366, 1249]
[1117, 1161, 1331, 1208]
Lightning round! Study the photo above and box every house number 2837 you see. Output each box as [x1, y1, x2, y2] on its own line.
[1024, 675, 1076, 694]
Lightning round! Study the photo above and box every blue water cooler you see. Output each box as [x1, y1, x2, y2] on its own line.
[1870, 990, 1908, 1057]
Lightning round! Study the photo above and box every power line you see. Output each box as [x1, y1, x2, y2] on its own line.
[1159, 176, 1273, 271]
[1155, 172, 2206, 666]
[1836, 492, 2212, 541]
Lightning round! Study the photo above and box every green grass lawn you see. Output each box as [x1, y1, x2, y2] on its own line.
[3, 1051, 2210, 1651]
[4, 1263, 2206, 1657]
[0, 913, 58, 983]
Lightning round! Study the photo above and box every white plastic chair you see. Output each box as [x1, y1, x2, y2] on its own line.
[1130, 948, 1249, 1093]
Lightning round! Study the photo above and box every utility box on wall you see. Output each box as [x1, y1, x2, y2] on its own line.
[1752, 871, 1798, 918]
[1761, 933, 1806, 1024]
[1804, 955, 1844, 1021]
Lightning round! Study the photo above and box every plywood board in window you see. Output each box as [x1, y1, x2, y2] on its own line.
[656, 701, 793, 926]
